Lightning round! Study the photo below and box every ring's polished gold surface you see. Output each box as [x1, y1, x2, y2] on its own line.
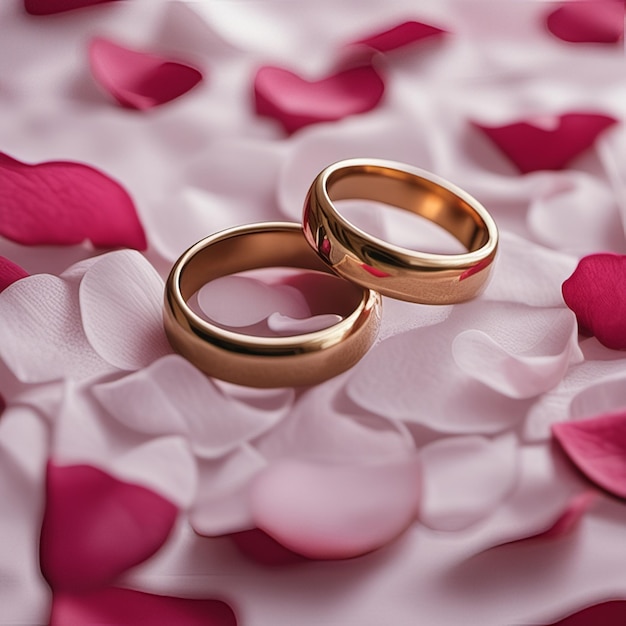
[303, 158, 498, 304]
[163, 222, 381, 388]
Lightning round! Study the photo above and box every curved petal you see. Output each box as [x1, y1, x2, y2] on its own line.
[249, 457, 420, 559]
[570, 374, 626, 418]
[546, 1, 625, 44]
[254, 64, 385, 134]
[93, 354, 295, 458]
[562, 253, 626, 350]
[552, 411, 626, 498]
[545, 600, 626, 626]
[50, 588, 237, 626]
[24, 0, 119, 15]
[419, 434, 518, 531]
[0, 274, 112, 383]
[351, 20, 447, 52]
[267, 312, 341, 335]
[79, 250, 170, 370]
[89, 37, 203, 110]
[474, 113, 618, 173]
[0, 152, 146, 249]
[0, 256, 28, 292]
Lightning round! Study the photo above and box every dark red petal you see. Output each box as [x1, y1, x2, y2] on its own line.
[230, 529, 308, 566]
[0, 256, 28, 292]
[546, 1, 625, 44]
[89, 37, 203, 110]
[40, 463, 178, 591]
[50, 587, 237, 626]
[474, 113, 618, 173]
[544, 600, 626, 626]
[562, 254, 626, 350]
[0, 393, 5, 416]
[254, 64, 385, 134]
[352, 20, 447, 52]
[24, 0, 119, 15]
[552, 411, 626, 499]
[0, 152, 146, 249]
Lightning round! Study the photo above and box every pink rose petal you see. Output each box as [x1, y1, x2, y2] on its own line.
[40, 463, 178, 592]
[552, 411, 626, 498]
[0, 152, 146, 249]
[351, 20, 447, 52]
[267, 312, 342, 335]
[544, 600, 626, 626]
[0, 256, 28, 292]
[89, 37, 203, 110]
[474, 113, 618, 173]
[546, 1, 624, 44]
[249, 458, 420, 559]
[50, 587, 236, 626]
[24, 0, 119, 15]
[562, 254, 626, 350]
[254, 64, 385, 134]
[230, 529, 308, 566]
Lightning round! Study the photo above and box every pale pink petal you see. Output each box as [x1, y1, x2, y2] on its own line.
[419, 434, 518, 531]
[0, 152, 146, 249]
[254, 64, 385, 134]
[89, 37, 203, 110]
[562, 254, 626, 350]
[25, 0, 119, 14]
[0, 274, 112, 383]
[351, 20, 447, 52]
[544, 600, 626, 626]
[452, 309, 582, 399]
[79, 250, 170, 370]
[249, 458, 420, 559]
[40, 463, 179, 591]
[546, 1, 624, 44]
[552, 411, 626, 498]
[93, 355, 294, 458]
[0, 256, 28, 292]
[197, 275, 310, 327]
[474, 113, 618, 173]
[190, 446, 266, 537]
[50, 588, 236, 626]
[267, 312, 342, 335]
[570, 374, 626, 418]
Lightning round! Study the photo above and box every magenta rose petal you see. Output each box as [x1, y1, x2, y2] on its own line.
[562, 253, 626, 350]
[544, 600, 626, 626]
[89, 37, 203, 110]
[49, 587, 237, 626]
[0, 257, 28, 292]
[249, 457, 420, 559]
[24, 0, 119, 15]
[552, 411, 626, 498]
[546, 1, 624, 44]
[351, 20, 447, 52]
[0, 152, 146, 249]
[254, 64, 385, 134]
[40, 463, 178, 592]
[474, 113, 618, 173]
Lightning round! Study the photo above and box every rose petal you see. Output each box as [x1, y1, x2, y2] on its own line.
[197, 275, 310, 327]
[546, 1, 625, 44]
[254, 64, 385, 134]
[474, 113, 618, 173]
[570, 374, 626, 419]
[79, 250, 170, 370]
[552, 411, 626, 498]
[24, 0, 119, 15]
[0, 152, 146, 249]
[267, 312, 342, 335]
[544, 600, 626, 626]
[249, 457, 420, 559]
[562, 254, 626, 350]
[419, 434, 518, 531]
[0, 256, 28, 292]
[89, 37, 203, 110]
[49, 587, 236, 626]
[351, 20, 447, 52]
[0, 274, 112, 383]
[93, 354, 294, 458]
[40, 463, 179, 591]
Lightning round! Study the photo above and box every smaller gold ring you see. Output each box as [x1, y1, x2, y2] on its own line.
[303, 158, 498, 304]
[163, 222, 381, 388]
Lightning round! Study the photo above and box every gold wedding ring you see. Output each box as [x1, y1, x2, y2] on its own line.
[163, 222, 381, 388]
[303, 158, 498, 304]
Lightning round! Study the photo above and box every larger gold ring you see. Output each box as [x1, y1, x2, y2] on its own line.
[303, 158, 498, 304]
[163, 222, 381, 388]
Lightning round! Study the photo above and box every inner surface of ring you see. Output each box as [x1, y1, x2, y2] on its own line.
[326, 165, 489, 251]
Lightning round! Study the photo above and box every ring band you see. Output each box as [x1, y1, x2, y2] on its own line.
[302, 158, 498, 304]
[163, 222, 382, 388]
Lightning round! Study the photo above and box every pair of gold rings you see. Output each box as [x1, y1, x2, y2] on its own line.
[163, 158, 498, 388]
